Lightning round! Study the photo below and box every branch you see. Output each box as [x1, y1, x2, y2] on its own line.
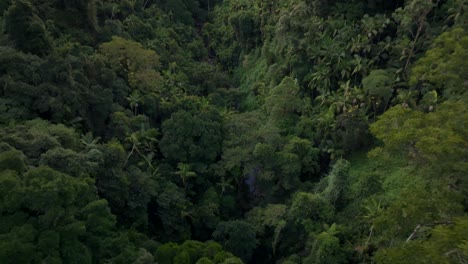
[365, 224, 374, 247]
[444, 249, 458, 256]
[406, 221, 455, 243]
[403, 6, 432, 76]
[405, 224, 421, 243]
[428, 220, 454, 227]
[124, 144, 137, 168]
[143, 0, 149, 10]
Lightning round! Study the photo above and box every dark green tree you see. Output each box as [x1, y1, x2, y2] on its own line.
[4, 0, 52, 55]
[212, 220, 257, 262]
[159, 109, 223, 164]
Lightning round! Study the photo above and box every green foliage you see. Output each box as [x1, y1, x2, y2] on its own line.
[0, 149, 25, 173]
[212, 220, 257, 262]
[0, 164, 115, 263]
[228, 9, 260, 48]
[362, 69, 394, 111]
[4, 0, 52, 55]
[160, 109, 223, 164]
[154, 181, 192, 241]
[369, 101, 467, 175]
[154, 242, 179, 264]
[0, 0, 466, 263]
[321, 159, 350, 207]
[410, 27, 468, 98]
[288, 192, 335, 233]
[154, 240, 242, 264]
[304, 224, 348, 264]
[222, 111, 267, 174]
[374, 217, 468, 264]
[0, 170, 22, 212]
[246, 204, 287, 255]
[99, 36, 160, 75]
[265, 77, 303, 130]
[0, 0, 12, 13]
[39, 148, 94, 177]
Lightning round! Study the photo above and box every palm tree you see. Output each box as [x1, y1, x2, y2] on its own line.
[127, 92, 142, 116]
[216, 174, 234, 195]
[80, 132, 100, 149]
[361, 199, 383, 253]
[174, 163, 197, 189]
[124, 132, 141, 167]
[124, 131, 157, 172]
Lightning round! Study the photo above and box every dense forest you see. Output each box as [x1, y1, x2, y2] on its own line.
[0, 0, 467, 263]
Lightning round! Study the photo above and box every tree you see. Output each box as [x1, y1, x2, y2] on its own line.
[369, 101, 467, 175]
[222, 111, 268, 176]
[228, 8, 260, 49]
[0, 0, 12, 13]
[288, 192, 335, 233]
[125, 166, 157, 228]
[174, 163, 197, 189]
[303, 224, 348, 264]
[0, 165, 120, 264]
[374, 217, 468, 264]
[154, 240, 242, 264]
[4, 0, 52, 56]
[153, 181, 192, 241]
[364, 101, 467, 252]
[95, 141, 130, 220]
[39, 148, 94, 177]
[246, 204, 287, 257]
[283, 137, 320, 177]
[0, 169, 22, 212]
[265, 77, 303, 131]
[410, 28, 468, 98]
[393, 0, 434, 75]
[362, 70, 394, 116]
[159, 109, 223, 164]
[212, 220, 257, 262]
[0, 149, 26, 173]
[99, 36, 162, 96]
[321, 159, 350, 207]
[192, 187, 221, 239]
